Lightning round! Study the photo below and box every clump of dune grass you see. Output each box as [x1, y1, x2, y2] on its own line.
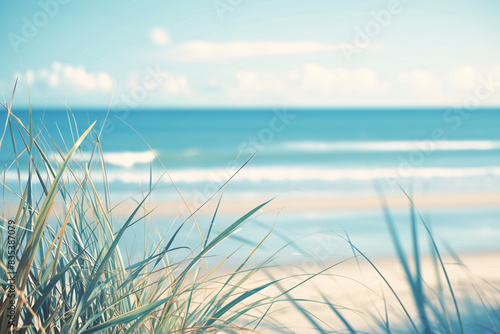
[0, 83, 327, 334]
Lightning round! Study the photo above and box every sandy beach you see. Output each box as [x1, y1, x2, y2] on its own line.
[4, 191, 499, 220]
[109, 191, 500, 217]
[229, 251, 500, 332]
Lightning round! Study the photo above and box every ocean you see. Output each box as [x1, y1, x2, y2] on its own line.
[2, 107, 500, 264]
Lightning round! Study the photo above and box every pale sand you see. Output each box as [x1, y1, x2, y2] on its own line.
[3, 192, 498, 219]
[234, 251, 500, 332]
[107, 191, 500, 217]
[4, 192, 499, 224]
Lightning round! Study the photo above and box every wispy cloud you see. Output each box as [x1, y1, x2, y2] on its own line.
[227, 63, 389, 104]
[150, 28, 171, 47]
[301, 63, 388, 93]
[449, 66, 479, 91]
[163, 41, 383, 62]
[16, 62, 114, 92]
[398, 70, 443, 101]
[127, 70, 190, 95]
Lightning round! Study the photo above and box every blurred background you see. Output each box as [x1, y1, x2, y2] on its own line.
[1, 0, 500, 264]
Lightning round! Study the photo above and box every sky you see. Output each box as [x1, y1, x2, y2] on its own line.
[1, 0, 500, 108]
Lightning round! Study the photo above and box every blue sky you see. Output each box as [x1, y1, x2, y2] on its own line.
[1, 0, 500, 107]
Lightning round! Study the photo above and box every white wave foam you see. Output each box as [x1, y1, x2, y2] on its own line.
[6, 165, 500, 184]
[277, 140, 500, 152]
[103, 151, 156, 168]
[30, 151, 156, 169]
[66, 166, 500, 184]
[54, 151, 156, 167]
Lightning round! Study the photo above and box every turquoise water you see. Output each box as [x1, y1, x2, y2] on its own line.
[7, 108, 500, 193]
[2, 108, 500, 263]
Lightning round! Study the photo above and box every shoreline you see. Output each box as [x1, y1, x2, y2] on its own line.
[3, 191, 499, 218]
[105, 191, 499, 216]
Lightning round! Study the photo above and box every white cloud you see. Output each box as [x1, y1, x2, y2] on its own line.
[150, 28, 171, 46]
[52, 62, 62, 72]
[236, 71, 286, 93]
[287, 69, 300, 82]
[164, 41, 345, 62]
[450, 66, 479, 91]
[97, 72, 113, 90]
[301, 63, 387, 93]
[48, 73, 59, 87]
[127, 70, 190, 95]
[227, 63, 389, 104]
[29, 63, 114, 91]
[26, 70, 35, 85]
[160, 75, 190, 94]
[221, 64, 493, 107]
[227, 70, 287, 102]
[398, 70, 442, 100]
